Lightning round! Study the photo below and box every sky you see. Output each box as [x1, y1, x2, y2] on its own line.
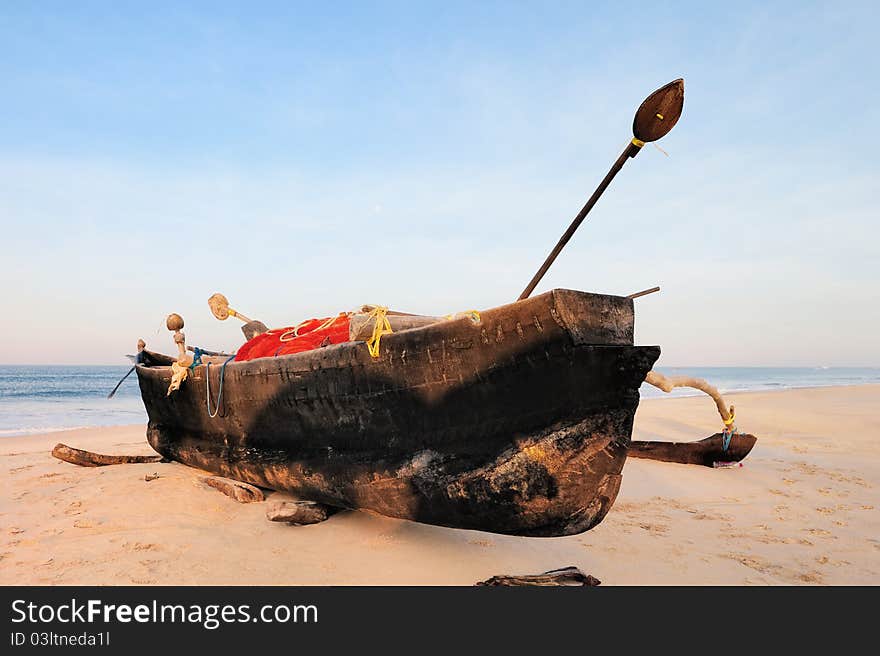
[1, 1, 878, 366]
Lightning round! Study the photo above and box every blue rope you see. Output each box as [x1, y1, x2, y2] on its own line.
[206, 354, 237, 418]
[189, 347, 203, 370]
[722, 429, 734, 451]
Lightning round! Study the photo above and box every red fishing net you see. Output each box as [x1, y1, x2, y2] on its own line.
[234, 314, 352, 362]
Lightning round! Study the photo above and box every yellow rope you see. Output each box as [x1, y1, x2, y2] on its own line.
[444, 309, 482, 323]
[723, 409, 736, 427]
[365, 306, 393, 358]
[279, 314, 341, 342]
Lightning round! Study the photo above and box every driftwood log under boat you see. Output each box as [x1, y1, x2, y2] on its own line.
[135, 289, 659, 537]
[51, 443, 164, 467]
[629, 432, 757, 467]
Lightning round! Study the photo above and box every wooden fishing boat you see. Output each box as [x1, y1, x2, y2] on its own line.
[135, 289, 659, 537]
[126, 78, 704, 537]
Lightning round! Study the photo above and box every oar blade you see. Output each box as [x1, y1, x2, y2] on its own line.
[208, 292, 231, 320]
[632, 78, 684, 143]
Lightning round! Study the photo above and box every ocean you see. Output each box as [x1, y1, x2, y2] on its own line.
[1, 365, 879, 438]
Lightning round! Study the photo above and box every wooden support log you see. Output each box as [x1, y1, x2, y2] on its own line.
[476, 567, 600, 587]
[203, 476, 265, 503]
[52, 443, 164, 467]
[266, 500, 337, 525]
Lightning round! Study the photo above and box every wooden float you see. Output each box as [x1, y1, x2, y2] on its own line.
[629, 432, 758, 467]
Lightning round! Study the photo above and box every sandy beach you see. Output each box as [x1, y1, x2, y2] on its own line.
[2, 384, 878, 585]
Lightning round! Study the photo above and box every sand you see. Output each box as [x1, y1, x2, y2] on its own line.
[2, 385, 878, 585]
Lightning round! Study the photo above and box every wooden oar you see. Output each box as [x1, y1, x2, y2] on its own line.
[518, 79, 684, 300]
[208, 293, 253, 323]
[208, 292, 268, 340]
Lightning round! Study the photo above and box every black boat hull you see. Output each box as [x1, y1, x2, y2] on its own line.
[136, 289, 659, 537]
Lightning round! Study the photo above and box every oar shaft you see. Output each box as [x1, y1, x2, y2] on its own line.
[518, 141, 641, 301]
[228, 308, 252, 323]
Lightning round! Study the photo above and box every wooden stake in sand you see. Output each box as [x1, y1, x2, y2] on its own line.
[52, 443, 164, 468]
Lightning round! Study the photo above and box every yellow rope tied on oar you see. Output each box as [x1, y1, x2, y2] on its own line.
[365, 306, 393, 358]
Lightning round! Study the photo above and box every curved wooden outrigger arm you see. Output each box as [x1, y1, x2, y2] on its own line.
[644, 370, 734, 426]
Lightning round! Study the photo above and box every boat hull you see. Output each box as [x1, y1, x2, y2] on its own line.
[136, 290, 660, 536]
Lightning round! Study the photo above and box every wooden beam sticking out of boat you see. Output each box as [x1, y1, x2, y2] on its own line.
[627, 286, 660, 299]
[645, 370, 734, 424]
[202, 476, 265, 503]
[476, 567, 601, 586]
[629, 432, 758, 467]
[51, 443, 164, 467]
